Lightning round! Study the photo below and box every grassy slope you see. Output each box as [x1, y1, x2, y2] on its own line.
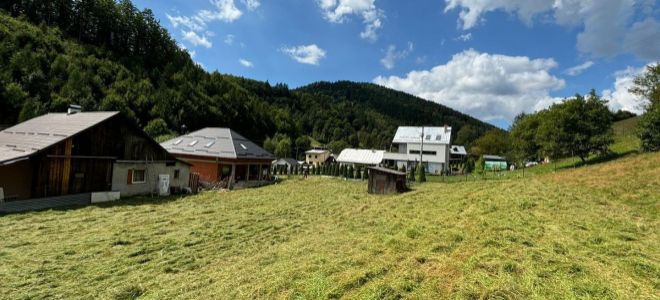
[0, 150, 658, 299]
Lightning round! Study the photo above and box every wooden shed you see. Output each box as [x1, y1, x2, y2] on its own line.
[367, 167, 407, 194]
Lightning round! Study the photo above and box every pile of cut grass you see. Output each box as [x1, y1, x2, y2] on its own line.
[0, 152, 658, 299]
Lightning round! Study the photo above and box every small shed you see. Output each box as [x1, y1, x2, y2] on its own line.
[483, 155, 508, 171]
[367, 167, 407, 194]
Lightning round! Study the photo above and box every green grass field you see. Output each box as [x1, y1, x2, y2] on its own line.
[1, 148, 658, 299]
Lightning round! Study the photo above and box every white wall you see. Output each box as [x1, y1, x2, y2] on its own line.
[112, 161, 190, 197]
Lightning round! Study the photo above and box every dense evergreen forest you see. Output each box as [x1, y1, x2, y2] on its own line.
[0, 0, 495, 159]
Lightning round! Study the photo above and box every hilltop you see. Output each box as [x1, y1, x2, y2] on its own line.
[0, 3, 495, 154]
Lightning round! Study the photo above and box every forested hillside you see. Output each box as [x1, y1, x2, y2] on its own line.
[0, 0, 495, 158]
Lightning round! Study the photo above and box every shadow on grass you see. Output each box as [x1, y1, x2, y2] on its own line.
[556, 149, 639, 171]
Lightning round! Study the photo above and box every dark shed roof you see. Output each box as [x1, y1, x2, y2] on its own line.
[0, 112, 119, 165]
[368, 166, 406, 176]
[483, 155, 506, 161]
[161, 128, 274, 160]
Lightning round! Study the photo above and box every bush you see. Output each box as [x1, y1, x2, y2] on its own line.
[416, 162, 426, 183]
[475, 156, 485, 175]
[639, 104, 660, 152]
[408, 164, 416, 181]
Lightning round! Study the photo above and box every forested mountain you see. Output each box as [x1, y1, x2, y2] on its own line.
[0, 0, 495, 159]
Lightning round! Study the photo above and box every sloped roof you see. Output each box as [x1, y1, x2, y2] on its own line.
[161, 128, 274, 160]
[450, 145, 467, 156]
[368, 166, 406, 176]
[392, 126, 452, 145]
[0, 112, 119, 165]
[305, 149, 329, 154]
[274, 158, 300, 166]
[337, 148, 385, 165]
[483, 154, 506, 161]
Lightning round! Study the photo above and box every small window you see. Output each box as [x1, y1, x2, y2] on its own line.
[425, 135, 431, 140]
[188, 140, 198, 146]
[437, 135, 443, 141]
[240, 143, 247, 150]
[132, 170, 146, 184]
[173, 139, 183, 145]
[315, 155, 318, 159]
[174, 169, 180, 179]
[205, 141, 215, 148]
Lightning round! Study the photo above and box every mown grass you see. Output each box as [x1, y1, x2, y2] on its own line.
[0, 152, 658, 299]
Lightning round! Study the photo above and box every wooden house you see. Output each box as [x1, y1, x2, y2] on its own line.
[367, 167, 407, 194]
[0, 110, 190, 212]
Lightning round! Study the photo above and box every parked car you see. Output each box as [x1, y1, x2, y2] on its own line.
[525, 161, 539, 168]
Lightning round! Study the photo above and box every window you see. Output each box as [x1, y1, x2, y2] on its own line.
[132, 170, 146, 184]
[315, 155, 318, 159]
[174, 169, 180, 179]
[173, 139, 183, 145]
[436, 135, 443, 141]
[188, 140, 198, 146]
[240, 143, 247, 150]
[409, 150, 437, 156]
[205, 141, 215, 148]
[425, 135, 431, 140]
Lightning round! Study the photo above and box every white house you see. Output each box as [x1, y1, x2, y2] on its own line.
[382, 126, 451, 174]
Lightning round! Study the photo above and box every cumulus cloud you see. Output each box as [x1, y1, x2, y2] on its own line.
[281, 44, 327, 65]
[242, 0, 260, 11]
[182, 30, 212, 48]
[380, 42, 413, 69]
[444, 0, 660, 60]
[602, 65, 648, 114]
[318, 0, 384, 41]
[224, 34, 235, 45]
[456, 32, 472, 41]
[373, 49, 565, 121]
[167, 0, 257, 48]
[564, 61, 595, 76]
[239, 58, 254, 67]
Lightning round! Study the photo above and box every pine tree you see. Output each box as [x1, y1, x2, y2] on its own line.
[416, 162, 426, 183]
[408, 164, 416, 181]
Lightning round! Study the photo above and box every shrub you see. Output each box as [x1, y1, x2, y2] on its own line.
[416, 162, 426, 183]
[639, 104, 660, 152]
[408, 164, 416, 181]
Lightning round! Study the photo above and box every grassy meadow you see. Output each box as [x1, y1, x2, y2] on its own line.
[0, 149, 658, 299]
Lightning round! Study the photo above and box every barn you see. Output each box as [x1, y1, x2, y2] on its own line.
[367, 167, 407, 194]
[160, 128, 275, 188]
[0, 110, 190, 212]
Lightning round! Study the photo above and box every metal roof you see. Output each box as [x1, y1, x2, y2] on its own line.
[450, 145, 467, 156]
[368, 166, 406, 176]
[161, 128, 274, 160]
[0, 112, 119, 165]
[392, 126, 452, 145]
[305, 149, 329, 154]
[382, 151, 446, 163]
[483, 154, 506, 161]
[337, 148, 385, 165]
[274, 158, 300, 166]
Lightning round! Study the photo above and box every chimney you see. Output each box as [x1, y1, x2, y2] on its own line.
[444, 124, 449, 133]
[67, 104, 81, 115]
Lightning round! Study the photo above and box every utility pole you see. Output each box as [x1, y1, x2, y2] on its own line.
[419, 126, 424, 168]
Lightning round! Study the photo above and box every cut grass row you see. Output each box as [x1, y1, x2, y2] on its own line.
[0, 151, 657, 299]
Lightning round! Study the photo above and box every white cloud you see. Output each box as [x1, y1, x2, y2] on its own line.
[199, 0, 242, 22]
[167, 0, 256, 48]
[239, 58, 254, 67]
[182, 30, 212, 48]
[380, 42, 413, 69]
[224, 34, 235, 45]
[242, 0, 260, 11]
[602, 65, 648, 114]
[281, 44, 327, 65]
[444, 0, 660, 60]
[317, 0, 384, 41]
[456, 32, 472, 41]
[373, 49, 565, 121]
[564, 61, 594, 76]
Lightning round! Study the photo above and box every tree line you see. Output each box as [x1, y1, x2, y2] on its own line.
[0, 0, 495, 160]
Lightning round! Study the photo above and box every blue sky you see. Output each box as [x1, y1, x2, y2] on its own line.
[133, 0, 659, 128]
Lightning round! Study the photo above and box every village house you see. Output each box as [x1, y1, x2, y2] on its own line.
[0, 109, 190, 212]
[382, 126, 452, 174]
[161, 128, 274, 188]
[272, 158, 300, 172]
[305, 147, 332, 166]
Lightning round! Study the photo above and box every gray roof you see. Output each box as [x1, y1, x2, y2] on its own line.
[450, 145, 467, 156]
[392, 126, 452, 145]
[483, 155, 506, 161]
[337, 148, 385, 165]
[161, 128, 274, 160]
[274, 158, 300, 166]
[368, 166, 406, 176]
[0, 112, 119, 165]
